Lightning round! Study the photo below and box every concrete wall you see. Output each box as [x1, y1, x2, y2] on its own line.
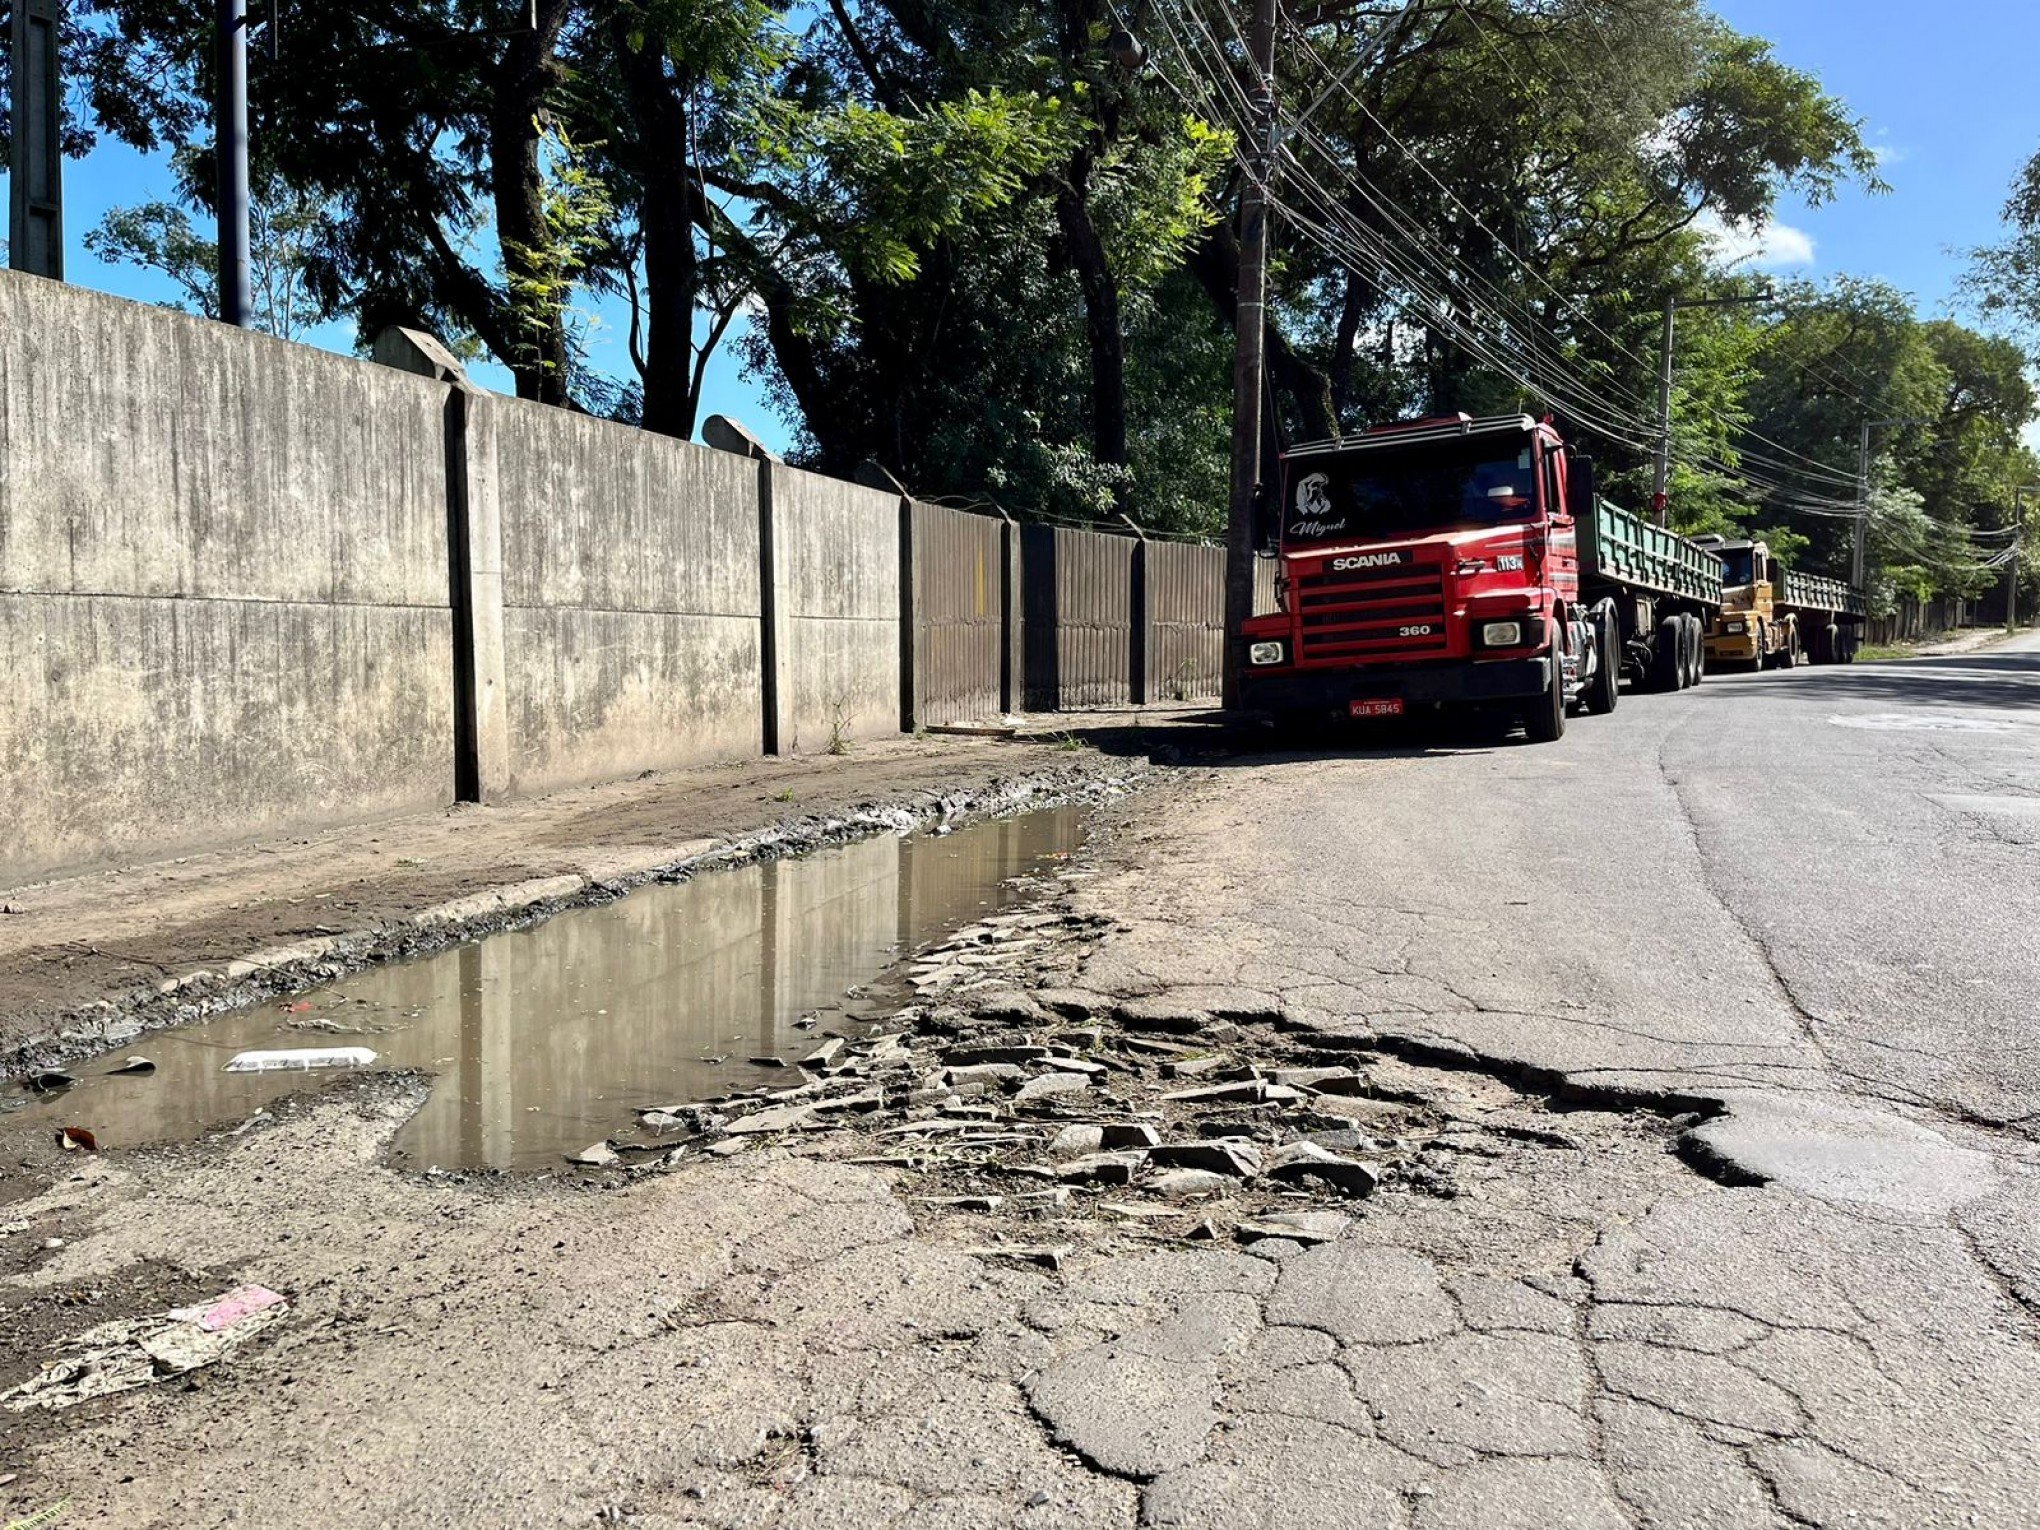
[493, 398, 762, 795]
[0, 271, 455, 883]
[0, 272, 1237, 885]
[770, 466, 902, 752]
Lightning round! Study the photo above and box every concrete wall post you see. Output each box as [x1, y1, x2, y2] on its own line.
[1124, 516, 1150, 707]
[758, 458, 791, 755]
[998, 508, 1021, 716]
[898, 494, 917, 732]
[372, 327, 510, 802]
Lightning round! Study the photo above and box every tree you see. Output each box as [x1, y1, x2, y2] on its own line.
[83, 175, 329, 340]
[1965, 148, 2040, 365]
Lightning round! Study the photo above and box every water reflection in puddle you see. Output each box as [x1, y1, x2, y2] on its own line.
[10, 808, 1085, 1171]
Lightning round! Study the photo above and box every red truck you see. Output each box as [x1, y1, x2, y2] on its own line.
[1238, 413, 1724, 742]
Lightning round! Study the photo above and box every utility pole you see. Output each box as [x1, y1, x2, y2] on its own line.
[1221, 0, 1279, 710]
[8, 0, 64, 279]
[1854, 416, 1928, 591]
[215, 0, 253, 326]
[1652, 297, 1676, 526]
[2012, 486, 2036, 632]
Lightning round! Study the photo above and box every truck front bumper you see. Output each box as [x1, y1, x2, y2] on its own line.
[1240, 657, 1551, 713]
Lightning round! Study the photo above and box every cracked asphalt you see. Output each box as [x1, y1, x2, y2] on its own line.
[3, 636, 2038, 1528]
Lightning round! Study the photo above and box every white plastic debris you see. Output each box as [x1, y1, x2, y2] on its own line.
[3, 1285, 288, 1412]
[223, 1046, 377, 1073]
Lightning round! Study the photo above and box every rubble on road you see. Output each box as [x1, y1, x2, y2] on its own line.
[573, 888, 1602, 1253]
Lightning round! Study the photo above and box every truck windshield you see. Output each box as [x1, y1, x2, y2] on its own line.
[1717, 549, 1755, 585]
[1282, 441, 1540, 546]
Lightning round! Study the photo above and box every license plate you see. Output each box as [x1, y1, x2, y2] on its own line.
[1349, 698, 1405, 719]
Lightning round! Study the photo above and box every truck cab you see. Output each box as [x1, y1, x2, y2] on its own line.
[1237, 413, 1610, 742]
[1691, 536, 1790, 669]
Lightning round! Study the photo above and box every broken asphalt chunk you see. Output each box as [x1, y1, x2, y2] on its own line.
[944, 1044, 1050, 1067]
[1235, 1211, 1350, 1245]
[1056, 1150, 1148, 1185]
[725, 1103, 824, 1135]
[944, 1063, 1027, 1087]
[1013, 1072, 1094, 1105]
[1265, 1141, 1381, 1198]
[1049, 1125, 1106, 1159]
[967, 1245, 1069, 1272]
[567, 1142, 620, 1167]
[1149, 1139, 1262, 1177]
[1100, 1122, 1161, 1150]
[799, 1037, 845, 1070]
[1035, 988, 1111, 1020]
[1149, 1168, 1235, 1200]
[1161, 1078, 1267, 1105]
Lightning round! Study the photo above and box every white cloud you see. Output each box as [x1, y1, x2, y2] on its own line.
[1694, 209, 1817, 271]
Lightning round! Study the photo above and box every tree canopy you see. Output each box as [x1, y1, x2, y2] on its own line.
[13, 0, 2036, 605]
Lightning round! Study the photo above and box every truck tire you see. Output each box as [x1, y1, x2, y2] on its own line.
[1523, 652, 1567, 743]
[1681, 614, 1704, 687]
[1585, 605, 1620, 714]
[1650, 615, 1685, 692]
[1814, 623, 1839, 665]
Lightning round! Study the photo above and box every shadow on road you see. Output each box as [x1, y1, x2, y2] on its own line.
[1012, 705, 1536, 769]
[1693, 649, 2040, 713]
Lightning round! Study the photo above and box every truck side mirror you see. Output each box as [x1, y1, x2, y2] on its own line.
[1567, 453, 1596, 521]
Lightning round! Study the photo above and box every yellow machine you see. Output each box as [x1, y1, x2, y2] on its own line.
[1697, 538, 1793, 669]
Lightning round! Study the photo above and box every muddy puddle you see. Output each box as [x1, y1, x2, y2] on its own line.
[5, 809, 1085, 1171]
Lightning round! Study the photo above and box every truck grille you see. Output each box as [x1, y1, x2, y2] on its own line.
[1295, 562, 1449, 662]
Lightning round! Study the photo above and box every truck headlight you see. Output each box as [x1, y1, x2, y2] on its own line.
[1249, 640, 1286, 667]
[1723, 620, 1747, 635]
[1480, 621, 1524, 648]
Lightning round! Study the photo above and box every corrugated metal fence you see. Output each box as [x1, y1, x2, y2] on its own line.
[1146, 540, 1224, 702]
[909, 502, 1008, 725]
[895, 505, 1234, 726]
[1021, 525, 1137, 711]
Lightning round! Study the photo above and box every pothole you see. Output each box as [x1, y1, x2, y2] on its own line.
[2, 808, 1087, 1171]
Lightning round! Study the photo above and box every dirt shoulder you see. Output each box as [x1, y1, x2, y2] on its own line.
[0, 713, 1204, 1072]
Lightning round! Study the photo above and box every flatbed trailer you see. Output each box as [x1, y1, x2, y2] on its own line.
[1692, 536, 1864, 668]
[1579, 496, 1724, 691]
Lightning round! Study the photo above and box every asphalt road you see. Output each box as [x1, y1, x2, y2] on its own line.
[8, 638, 2040, 1529]
[1068, 631, 2040, 1526]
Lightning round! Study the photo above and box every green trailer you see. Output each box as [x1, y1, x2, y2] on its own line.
[1578, 495, 1726, 692]
[1780, 568, 1866, 620]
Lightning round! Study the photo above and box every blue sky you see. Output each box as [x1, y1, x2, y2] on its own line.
[9, 1, 2038, 456]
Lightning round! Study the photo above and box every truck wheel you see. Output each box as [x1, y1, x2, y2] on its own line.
[1651, 615, 1685, 692]
[1681, 614, 1705, 687]
[1585, 605, 1621, 714]
[1523, 653, 1567, 743]
[1814, 624, 1838, 665]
